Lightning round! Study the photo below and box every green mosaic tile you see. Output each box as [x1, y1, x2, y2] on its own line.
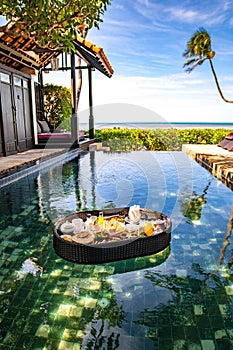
[218, 304, 228, 315]
[15, 333, 34, 349]
[57, 340, 77, 350]
[187, 341, 202, 349]
[225, 286, 233, 296]
[171, 325, 185, 340]
[184, 326, 200, 342]
[42, 339, 61, 350]
[158, 338, 173, 350]
[194, 304, 205, 315]
[198, 328, 214, 340]
[215, 338, 232, 350]
[31, 336, 47, 349]
[65, 318, 83, 331]
[158, 326, 172, 339]
[61, 328, 79, 342]
[172, 339, 187, 349]
[196, 315, 211, 329]
[201, 339, 216, 350]
[209, 315, 224, 328]
[206, 303, 222, 316]
[49, 324, 66, 340]
[214, 329, 228, 339]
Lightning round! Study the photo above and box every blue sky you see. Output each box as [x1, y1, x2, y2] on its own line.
[77, 0, 233, 123]
[3, 1, 233, 123]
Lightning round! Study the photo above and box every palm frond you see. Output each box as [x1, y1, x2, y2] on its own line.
[183, 27, 212, 73]
[183, 27, 211, 58]
[183, 57, 199, 68]
[185, 57, 208, 73]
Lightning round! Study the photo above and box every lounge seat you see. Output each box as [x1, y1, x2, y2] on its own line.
[37, 120, 85, 142]
[218, 132, 233, 151]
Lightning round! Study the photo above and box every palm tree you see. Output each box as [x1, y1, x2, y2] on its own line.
[183, 27, 233, 103]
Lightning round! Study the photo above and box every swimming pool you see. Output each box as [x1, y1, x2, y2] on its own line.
[0, 151, 232, 350]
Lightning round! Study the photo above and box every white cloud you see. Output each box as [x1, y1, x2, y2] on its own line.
[164, 6, 225, 25]
[134, 0, 229, 27]
[43, 70, 233, 123]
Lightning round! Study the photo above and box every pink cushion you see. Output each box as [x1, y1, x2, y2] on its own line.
[226, 132, 233, 140]
[38, 132, 85, 139]
[38, 132, 71, 139]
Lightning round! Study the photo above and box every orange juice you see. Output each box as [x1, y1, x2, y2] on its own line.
[144, 223, 154, 236]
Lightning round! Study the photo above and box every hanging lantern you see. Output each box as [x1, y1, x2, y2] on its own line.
[50, 57, 59, 71]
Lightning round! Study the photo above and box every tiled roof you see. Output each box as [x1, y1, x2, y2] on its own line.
[0, 21, 113, 77]
[74, 36, 114, 77]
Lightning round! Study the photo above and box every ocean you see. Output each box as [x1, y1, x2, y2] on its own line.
[79, 122, 233, 130]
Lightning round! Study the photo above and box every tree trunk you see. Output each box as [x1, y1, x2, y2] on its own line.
[76, 56, 82, 111]
[71, 28, 87, 144]
[209, 59, 233, 103]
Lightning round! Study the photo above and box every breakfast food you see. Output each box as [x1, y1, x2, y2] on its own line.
[59, 207, 168, 245]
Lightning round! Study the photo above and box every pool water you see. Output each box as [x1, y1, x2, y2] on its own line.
[0, 151, 232, 350]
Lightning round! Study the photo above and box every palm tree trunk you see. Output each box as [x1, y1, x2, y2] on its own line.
[209, 60, 233, 103]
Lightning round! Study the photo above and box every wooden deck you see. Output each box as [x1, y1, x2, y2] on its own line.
[183, 144, 233, 191]
[0, 139, 94, 181]
[0, 148, 67, 179]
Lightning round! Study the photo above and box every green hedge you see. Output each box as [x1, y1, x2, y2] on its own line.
[93, 128, 231, 152]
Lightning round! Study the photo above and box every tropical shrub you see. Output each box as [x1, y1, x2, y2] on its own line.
[94, 128, 231, 152]
[43, 84, 72, 131]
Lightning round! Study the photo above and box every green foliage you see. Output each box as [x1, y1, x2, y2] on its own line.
[183, 28, 211, 58]
[94, 128, 231, 152]
[0, 0, 111, 51]
[178, 128, 230, 145]
[43, 83, 72, 131]
[183, 28, 213, 73]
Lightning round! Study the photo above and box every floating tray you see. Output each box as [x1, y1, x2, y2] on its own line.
[53, 207, 172, 264]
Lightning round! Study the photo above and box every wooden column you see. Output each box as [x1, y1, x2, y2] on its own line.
[88, 66, 94, 139]
[71, 52, 79, 146]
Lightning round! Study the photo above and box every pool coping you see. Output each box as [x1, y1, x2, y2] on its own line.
[183, 144, 233, 191]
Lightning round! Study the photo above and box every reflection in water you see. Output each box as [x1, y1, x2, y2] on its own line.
[222, 205, 233, 268]
[80, 248, 169, 348]
[180, 180, 211, 223]
[132, 260, 233, 348]
[16, 257, 43, 280]
[218, 205, 233, 266]
[83, 319, 120, 349]
[37, 151, 195, 227]
[206, 204, 233, 278]
[90, 151, 97, 209]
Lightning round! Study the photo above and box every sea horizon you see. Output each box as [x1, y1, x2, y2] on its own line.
[79, 121, 233, 130]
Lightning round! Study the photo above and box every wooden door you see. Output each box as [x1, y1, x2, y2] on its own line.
[0, 118, 3, 156]
[22, 79, 33, 149]
[0, 71, 17, 155]
[13, 76, 27, 152]
[0, 69, 33, 156]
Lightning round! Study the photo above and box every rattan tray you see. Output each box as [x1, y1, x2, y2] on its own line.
[53, 207, 172, 264]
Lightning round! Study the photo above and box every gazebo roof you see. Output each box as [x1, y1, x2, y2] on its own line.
[0, 20, 113, 77]
[74, 36, 113, 78]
